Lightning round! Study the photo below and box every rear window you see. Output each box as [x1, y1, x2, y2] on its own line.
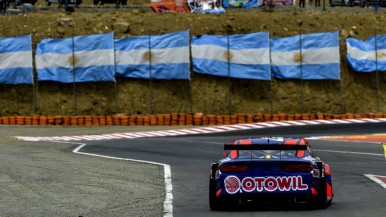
[232, 150, 310, 159]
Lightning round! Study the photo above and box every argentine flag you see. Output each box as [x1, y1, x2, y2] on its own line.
[346, 35, 386, 72]
[191, 32, 270, 80]
[271, 31, 340, 80]
[36, 33, 115, 83]
[115, 30, 190, 80]
[0, 35, 33, 84]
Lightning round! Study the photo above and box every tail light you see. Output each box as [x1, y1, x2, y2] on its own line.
[219, 165, 248, 173]
[210, 163, 218, 179]
[284, 164, 313, 172]
[313, 162, 325, 178]
[298, 165, 313, 172]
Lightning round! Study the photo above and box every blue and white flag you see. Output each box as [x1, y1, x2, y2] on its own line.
[115, 30, 190, 80]
[36, 33, 115, 83]
[191, 32, 270, 80]
[0, 35, 33, 84]
[36, 37, 74, 83]
[271, 31, 340, 80]
[346, 35, 386, 72]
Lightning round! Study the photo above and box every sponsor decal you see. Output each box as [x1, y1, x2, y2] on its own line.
[224, 176, 240, 194]
[224, 175, 308, 194]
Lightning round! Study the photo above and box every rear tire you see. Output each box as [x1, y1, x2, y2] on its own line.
[316, 178, 328, 209]
[209, 179, 220, 211]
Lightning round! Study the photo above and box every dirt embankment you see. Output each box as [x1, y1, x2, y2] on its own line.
[1, 6, 386, 116]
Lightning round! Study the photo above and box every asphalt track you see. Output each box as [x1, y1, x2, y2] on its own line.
[82, 123, 386, 217]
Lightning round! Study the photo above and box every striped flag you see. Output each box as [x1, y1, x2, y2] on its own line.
[36, 33, 115, 83]
[191, 32, 270, 80]
[0, 35, 33, 84]
[346, 35, 386, 72]
[271, 31, 340, 80]
[115, 30, 190, 80]
[36, 37, 74, 83]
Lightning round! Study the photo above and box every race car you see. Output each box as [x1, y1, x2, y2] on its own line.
[209, 137, 333, 210]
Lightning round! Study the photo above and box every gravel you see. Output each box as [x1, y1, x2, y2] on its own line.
[0, 125, 171, 216]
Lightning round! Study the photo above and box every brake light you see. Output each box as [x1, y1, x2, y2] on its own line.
[298, 165, 313, 172]
[283, 165, 298, 172]
[284, 165, 313, 172]
[220, 165, 233, 172]
[234, 165, 248, 172]
[220, 165, 248, 173]
[312, 164, 325, 178]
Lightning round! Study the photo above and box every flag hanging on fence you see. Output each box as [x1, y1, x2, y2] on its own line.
[115, 30, 190, 80]
[36, 37, 74, 83]
[36, 33, 115, 83]
[0, 35, 33, 84]
[74, 33, 115, 82]
[191, 32, 270, 80]
[271, 31, 340, 80]
[346, 35, 386, 72]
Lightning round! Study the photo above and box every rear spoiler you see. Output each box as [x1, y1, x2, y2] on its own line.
[224, 144, 307, 151]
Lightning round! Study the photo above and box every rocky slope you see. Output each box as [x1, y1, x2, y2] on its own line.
[1, 5, 386, 116]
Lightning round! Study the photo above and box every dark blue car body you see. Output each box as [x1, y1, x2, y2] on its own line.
[209, 137, 333, 210]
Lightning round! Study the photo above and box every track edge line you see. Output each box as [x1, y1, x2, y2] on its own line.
[54, 141, 173, 217]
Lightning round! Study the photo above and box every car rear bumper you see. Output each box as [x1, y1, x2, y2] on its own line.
[219, 193, 315, 203]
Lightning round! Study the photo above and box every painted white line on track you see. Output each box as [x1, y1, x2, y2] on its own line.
[130, 132, 152, 137]
[188, 128, 215, 133]
[158, 131, 186, 136]
[124, 133, 146, 138]
[361, 118, 381, 123]
[315, 149, 384, 156]
[68, 141, 173, 217]
[283, 121, 307, 126]
[347, 119, 371, 123]
[164, 130, 187, 135]
[246, 124, 266, 128]
[268, 122, 292, 126]
[139, 132, 168, 137]
[109, 134, 136, 139]
[177, 129, 201, 134]
[341, 119, 356, 123]
[214, 126, 239, 131]
[299, 120, 322, 125]
[330, 120, 351, 124]
[55, 136, 75, 141]
[154, 132, 175, 136]
[224, 125, 251, 129]
[238, 123, 264, 128]
[364, 174, 386, 190]
[255, 123, 279, 127]
[202, 127, 227, 132]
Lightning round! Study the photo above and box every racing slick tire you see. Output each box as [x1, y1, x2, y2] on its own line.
[209, 179, 238, 211]
[209, 179, 220, 211]
[315, 177, 328, 209]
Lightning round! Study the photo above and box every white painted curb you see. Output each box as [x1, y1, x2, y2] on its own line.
[15, 118, 386, 142]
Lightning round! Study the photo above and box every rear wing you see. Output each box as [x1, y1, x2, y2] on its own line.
[224, 144, 307, 150]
